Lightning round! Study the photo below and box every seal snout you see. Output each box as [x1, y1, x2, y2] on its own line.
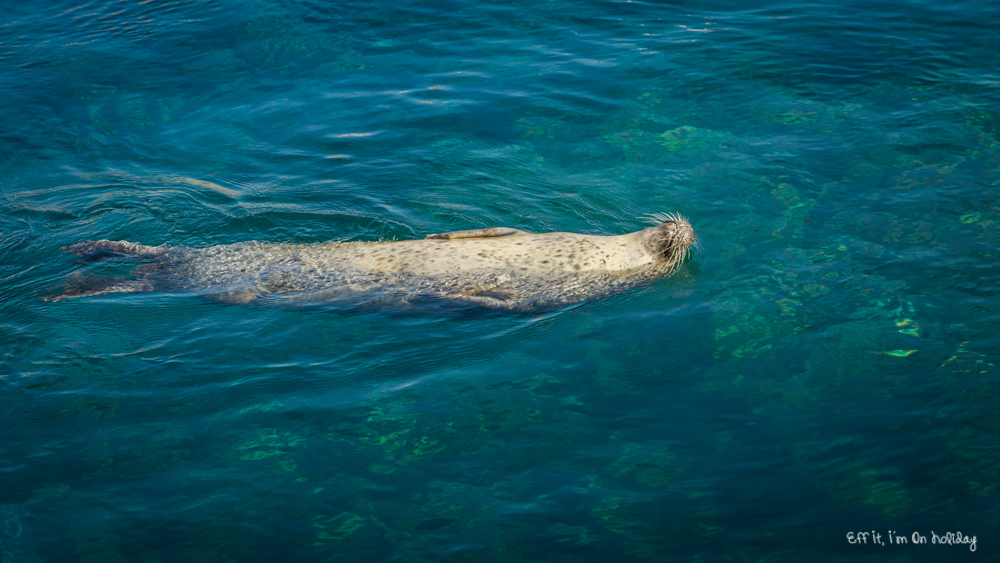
[642, 214, 696, 266]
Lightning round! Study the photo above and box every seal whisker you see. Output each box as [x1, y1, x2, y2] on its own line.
[640, 211, 691, 226]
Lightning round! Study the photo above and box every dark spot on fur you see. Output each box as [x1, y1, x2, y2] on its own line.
[541, 260, 549, 264]
[573, 264, 581, 270]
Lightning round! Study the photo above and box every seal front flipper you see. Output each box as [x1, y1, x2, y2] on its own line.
[431, 287, 532, 311]
[425, 227, 530, 240]
[203, 288, 261, 304]
[432, 291, 517, 310]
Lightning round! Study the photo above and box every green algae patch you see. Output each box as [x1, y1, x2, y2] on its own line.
[312, 512, 367, 544]
[656, 125, 733, 153]
[229, 429, 305, 474]
[961, 212, 982, 224]
[413, 436, 446, 456]
[368, 463, 397, 475]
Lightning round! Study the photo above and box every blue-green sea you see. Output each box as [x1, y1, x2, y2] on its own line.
[2, 0, 998, 561]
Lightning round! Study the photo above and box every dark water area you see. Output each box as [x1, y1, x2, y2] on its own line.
[2, 0, 998, 561]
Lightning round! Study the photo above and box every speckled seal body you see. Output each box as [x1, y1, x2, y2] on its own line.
[49, 214, 696, 310]
[346, 232, 665, 276]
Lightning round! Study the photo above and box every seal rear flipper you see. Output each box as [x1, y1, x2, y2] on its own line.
[44, 276, 152, 302]
[425, 227, 530, 240]
[62, 239, 169, 264]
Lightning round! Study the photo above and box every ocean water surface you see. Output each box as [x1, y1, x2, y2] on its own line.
[2, 0, 998, 561]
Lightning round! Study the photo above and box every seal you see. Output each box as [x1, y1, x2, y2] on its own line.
[47, 213, 695, 311]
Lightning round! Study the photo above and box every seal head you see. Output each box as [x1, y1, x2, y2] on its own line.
[638, 212, 696, 270]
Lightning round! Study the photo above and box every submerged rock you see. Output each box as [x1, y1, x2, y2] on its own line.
[0, 505, 42, 563]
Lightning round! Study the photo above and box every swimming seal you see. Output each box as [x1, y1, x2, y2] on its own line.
[47, 213, 696, 311]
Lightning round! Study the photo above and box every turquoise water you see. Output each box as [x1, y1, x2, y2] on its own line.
[2, 0, 998, 560]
